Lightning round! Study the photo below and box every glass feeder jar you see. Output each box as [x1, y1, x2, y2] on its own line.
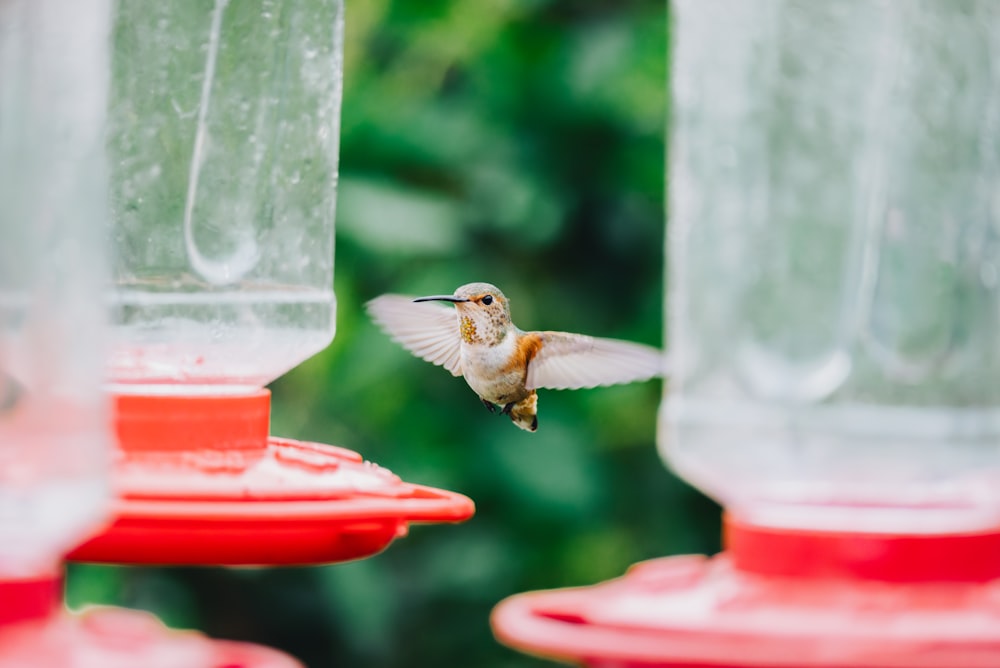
[106, 0, 343, 395]
[61, 0, 474, 571]
[664, 0, 1000, 533]
[0, 0, 112, 576]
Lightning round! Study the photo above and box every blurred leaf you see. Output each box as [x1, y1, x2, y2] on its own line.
[321, 560, 397, 657]
[337, 176, 464, 255]
[65, 564, 124, 611]
[481, 415, 608, 520]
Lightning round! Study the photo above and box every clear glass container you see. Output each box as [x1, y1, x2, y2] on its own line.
[106, 0, 344, 395]
[0, 0, 112, 575]
[664, 0, 1000, 533]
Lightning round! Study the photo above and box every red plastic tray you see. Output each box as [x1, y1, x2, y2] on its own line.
[0, 586, 299, 668]
[492, 518, 1000, 668]
[67, 392, 474, 565]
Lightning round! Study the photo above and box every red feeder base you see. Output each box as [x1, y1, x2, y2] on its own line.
[0, 576, 299, 668]
[491, 515, 1000, 667]
[0, 608, 300, 668]
[67, 392, 474, 566]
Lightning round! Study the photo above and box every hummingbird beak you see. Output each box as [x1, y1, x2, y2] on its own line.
[413, 295, 469, 303]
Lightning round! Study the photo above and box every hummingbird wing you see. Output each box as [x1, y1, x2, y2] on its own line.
[366, 295, 463, 376]
[525, 331, 664, 390]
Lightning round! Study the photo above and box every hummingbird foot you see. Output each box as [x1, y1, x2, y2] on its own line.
[480, 397, 497, 413]
[500, 402, 515, 416]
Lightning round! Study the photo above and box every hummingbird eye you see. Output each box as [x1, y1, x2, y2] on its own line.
[481, 295, 494, 306]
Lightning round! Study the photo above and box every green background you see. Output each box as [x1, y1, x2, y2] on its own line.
[68, 0, 722, 665]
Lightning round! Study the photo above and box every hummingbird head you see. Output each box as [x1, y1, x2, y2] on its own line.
[414, 282, 512, 344]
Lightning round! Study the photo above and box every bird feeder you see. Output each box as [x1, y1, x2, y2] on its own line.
[0, 2, 298, 664]
[492, 2, 1000, 665]
[65, 0, 472, 567]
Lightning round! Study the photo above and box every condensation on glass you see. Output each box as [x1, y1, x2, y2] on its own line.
[107, 0, 344, 394]
[664, 1, 1000, 532]
[0, 0, 112, 575]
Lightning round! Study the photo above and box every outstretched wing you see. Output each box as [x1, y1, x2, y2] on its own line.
[366, 295, 463, 376]
[525, 331, 665, 390]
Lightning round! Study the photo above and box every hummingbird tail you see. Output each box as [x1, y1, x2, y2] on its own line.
[509, 391, 538, 432]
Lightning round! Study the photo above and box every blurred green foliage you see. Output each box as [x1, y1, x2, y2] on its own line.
[67, 0, 721, 666]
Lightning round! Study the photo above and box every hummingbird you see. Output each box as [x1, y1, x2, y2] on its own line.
[366, 282, 665, 432]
